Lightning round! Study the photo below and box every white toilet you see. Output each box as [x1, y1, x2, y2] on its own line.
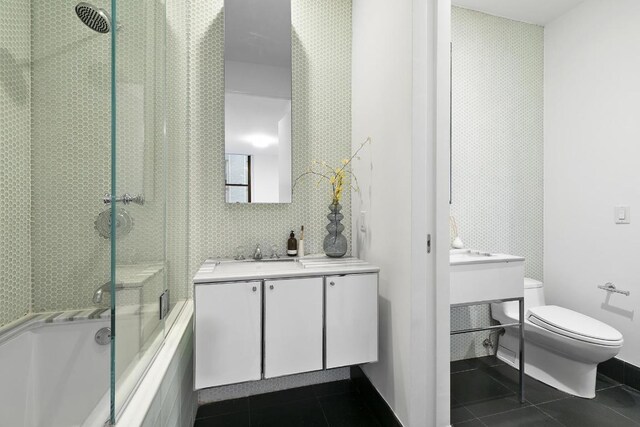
[491, 278, 623, 399]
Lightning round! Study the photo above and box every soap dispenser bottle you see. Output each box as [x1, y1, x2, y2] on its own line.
[287, 231, 298, 256]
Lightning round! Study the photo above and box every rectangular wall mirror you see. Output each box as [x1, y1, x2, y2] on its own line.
[224, 0, 292, 204]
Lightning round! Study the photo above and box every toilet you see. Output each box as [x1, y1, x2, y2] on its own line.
[491, 278, 623, 399]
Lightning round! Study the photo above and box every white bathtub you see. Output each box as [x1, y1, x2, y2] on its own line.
[0, 314, 111, 427]
[0, 301, 194, 427]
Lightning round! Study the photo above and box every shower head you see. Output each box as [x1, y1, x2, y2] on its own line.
[75, 2, 112, 34]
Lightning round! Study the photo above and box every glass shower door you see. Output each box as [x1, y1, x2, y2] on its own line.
[110, 0, 168, 422]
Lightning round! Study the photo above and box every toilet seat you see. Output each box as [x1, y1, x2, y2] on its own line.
[527, 305, 623, 347]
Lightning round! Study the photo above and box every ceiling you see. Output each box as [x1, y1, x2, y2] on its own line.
[452, 0, 584, 25]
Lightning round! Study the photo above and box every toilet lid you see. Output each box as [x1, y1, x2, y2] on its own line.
[527, 305, 623, 346]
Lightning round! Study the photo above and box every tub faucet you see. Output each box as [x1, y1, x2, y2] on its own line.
[93, 280, 124, 305]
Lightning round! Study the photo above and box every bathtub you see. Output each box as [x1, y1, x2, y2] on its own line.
[0, 312, 111, 427]
[0, 301, 194, 427]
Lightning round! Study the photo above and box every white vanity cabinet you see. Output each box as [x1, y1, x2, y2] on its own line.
[325, 274, 378, 368]
[194, 281, 262, 389]
[264, 278, 323, 378]
[193, 257, 379, 390]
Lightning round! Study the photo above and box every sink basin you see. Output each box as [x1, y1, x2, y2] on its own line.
[231, 257, 297, 263]
[213, 259, 302, 275]
[450, 250, 524, 305]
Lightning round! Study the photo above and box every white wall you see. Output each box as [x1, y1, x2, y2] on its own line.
[352, 0, 446, 425]
[545, 0, 640, 366]
[251, 154, 280, 203]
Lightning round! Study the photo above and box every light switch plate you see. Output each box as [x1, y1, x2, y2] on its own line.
[359, 211, 367, 233]
[615, 206, 631, 224]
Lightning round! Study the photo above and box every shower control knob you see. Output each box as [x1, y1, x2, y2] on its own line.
[252, 286, 257, 292]
[270, 285, 274, 290]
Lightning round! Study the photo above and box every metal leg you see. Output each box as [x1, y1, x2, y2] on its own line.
[519, 297, 525, 403]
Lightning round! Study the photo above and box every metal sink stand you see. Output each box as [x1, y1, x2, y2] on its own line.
[451, 296, 525, 403]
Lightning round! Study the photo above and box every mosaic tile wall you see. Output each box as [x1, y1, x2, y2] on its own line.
[188, 0, 353, 278]
[450, 7, 544, 360]
[167, 0, 191, 302]
[188, 0, 353, 401]
[29, 0, 188, 314]
[30, 0, 114, 312]
[0, 0, 32, 326]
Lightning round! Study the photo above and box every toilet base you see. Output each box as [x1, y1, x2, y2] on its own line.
[496, 328, 598, 399]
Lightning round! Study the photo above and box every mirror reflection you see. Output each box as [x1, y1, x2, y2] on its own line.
[224, 0, 292, 203]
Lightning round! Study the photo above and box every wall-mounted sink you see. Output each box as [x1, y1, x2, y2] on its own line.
[450, 249, 525, 305]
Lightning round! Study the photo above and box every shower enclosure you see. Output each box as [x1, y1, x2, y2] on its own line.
[0, 1, 188, 425]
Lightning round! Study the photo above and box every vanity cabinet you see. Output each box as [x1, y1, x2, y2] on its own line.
[194, 281, 262, 389]
[193, 258, 379, 390]
[264, 278, 323, 378]
[325, 274, 378, 368]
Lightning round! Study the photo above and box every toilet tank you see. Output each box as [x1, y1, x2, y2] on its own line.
[491, 278, 545, 322]
[524, 278, 545, 310]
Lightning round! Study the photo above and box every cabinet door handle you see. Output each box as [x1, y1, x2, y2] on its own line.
[329, 281, 335, 286]
[269, 285, 274, 290]
[252, 286, 257, 292]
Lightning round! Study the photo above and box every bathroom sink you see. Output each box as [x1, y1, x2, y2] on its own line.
[213, 259, 301, 275]
[193, 255, 378, 283]
[450, 250, 524, 305]
[233, 257, 297, 263]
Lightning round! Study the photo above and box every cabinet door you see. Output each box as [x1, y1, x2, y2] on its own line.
[194, 281, 262, 389]
[264, 277, 323, 378]
[326, 274, 378, 368]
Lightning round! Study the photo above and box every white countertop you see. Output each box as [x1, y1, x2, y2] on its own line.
[450, 249, 524, 266]
[194, 255, 379, 284]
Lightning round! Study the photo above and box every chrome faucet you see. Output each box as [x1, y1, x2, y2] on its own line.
[93, 280, 124, 305]
[253, 244, 263, 260]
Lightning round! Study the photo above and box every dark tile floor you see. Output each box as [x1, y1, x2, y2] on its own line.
[194, 357, 640, 427]
[194, 380, 383, 427]
[451, 356, 640, 427]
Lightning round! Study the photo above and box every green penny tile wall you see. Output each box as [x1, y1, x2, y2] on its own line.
[188, 0, 353, 277]
[0, 0, 32, 326]
[450, 7, 544, 360]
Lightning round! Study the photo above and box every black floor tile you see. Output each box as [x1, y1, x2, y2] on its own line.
[451, 369, 512, 405]
[627, 364, 640, 392]
[251, 397, 328, 427]
[453, 419, 485, 427]
[351, 375, 401, 427]
[480, 406, 563, 427]
[599, 358, 625, 384]
[194, 411, 251, 427]
[313, 380, 359, 398]
[596, 373, 621, 391]
[249, 385, 316, 410]
[451, 405, 475, 424]
[485, 364, 569, 404]
[463, 394, 530, 418]
[196, 397, 250, 419]
[451, 356, 504, 374]
[595, 386, 640, 424]
[319, 393, 382, 427]
[538, 396, 639, 427]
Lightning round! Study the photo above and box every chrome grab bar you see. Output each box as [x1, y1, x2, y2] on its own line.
[598, 282, 630, 296]
[103, 193, 145, 206]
